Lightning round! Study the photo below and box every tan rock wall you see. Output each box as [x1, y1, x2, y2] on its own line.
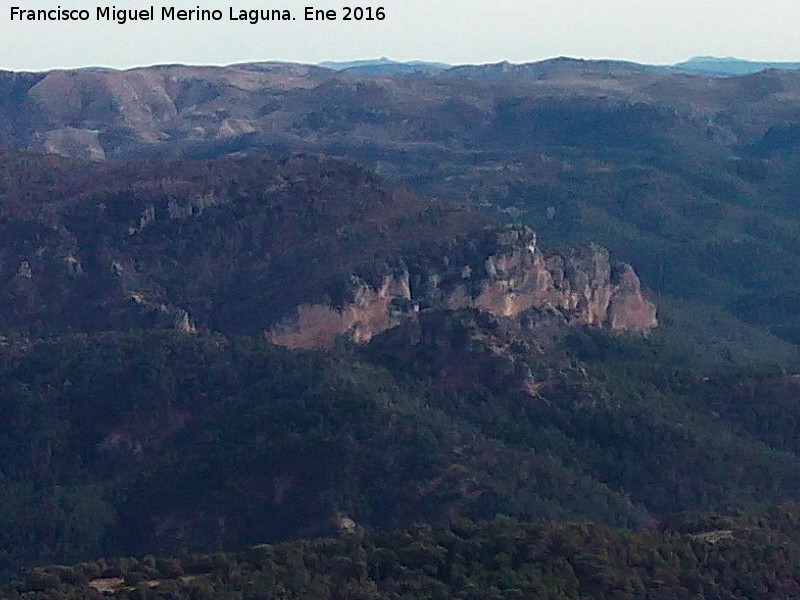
[266, 226, 657, 349]
[266, 273, 414, 349]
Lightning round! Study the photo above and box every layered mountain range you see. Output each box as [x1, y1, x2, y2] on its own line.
[7, 57, 800, 360]
[4, 57, 800, 584]
[4, 57, 800, 162]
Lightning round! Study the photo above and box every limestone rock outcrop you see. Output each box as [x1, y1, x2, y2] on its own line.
[266, 225, 657, 349]
[267, 271, 416, 349]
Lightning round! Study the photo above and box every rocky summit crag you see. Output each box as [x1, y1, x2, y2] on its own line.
[267, 226, 656, 349]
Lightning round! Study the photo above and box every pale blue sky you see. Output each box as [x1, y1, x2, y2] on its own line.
[2, 0, 800, 71]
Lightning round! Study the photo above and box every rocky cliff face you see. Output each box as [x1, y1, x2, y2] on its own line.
[267, 271, 416, 349]
[266, 226, 657, 349]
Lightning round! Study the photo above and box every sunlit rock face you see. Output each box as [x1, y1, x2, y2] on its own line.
[266, 272, 415, 349]
[266, 225, 657, 349]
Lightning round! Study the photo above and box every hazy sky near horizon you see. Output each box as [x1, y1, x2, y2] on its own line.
[1, 0, 800, 71]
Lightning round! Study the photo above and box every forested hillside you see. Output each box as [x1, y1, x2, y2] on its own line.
[4, 59, 800, 591]
[10, 508, 800, 600]
[2, 321, 800, 576]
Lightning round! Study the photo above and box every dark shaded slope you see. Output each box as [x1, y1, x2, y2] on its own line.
[6, 322, 800, 576]
[0, 150, 483, 336]
[0, 330, 649, 574]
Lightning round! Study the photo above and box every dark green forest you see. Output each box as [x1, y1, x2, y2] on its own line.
[10, 508, 800, 599]
[1, 325, 800, 579]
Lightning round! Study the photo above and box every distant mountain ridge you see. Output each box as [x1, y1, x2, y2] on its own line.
[5, 56, 800, 163]
[319, 56, 450, 71]
[317, 55, 800, 78]
[671, 55, 800, 76]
